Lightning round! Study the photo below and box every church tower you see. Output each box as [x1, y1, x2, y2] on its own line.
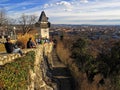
[35, 11, 50, 39]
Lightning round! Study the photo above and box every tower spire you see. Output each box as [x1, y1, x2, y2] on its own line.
[38, 11, 48, 22]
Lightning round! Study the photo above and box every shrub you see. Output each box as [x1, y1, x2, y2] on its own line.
[57, 36, 120, 90]
[17, 34, 35, 48]
[0, 44, 6, 52]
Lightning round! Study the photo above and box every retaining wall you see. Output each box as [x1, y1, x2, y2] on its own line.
[0, 43, 54, 90]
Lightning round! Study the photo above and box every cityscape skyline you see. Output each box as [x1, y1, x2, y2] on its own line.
[0, 0, 120, 25]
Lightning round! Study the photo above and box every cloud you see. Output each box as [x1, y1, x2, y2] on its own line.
[44, 4, 49, 8]
[57, 1, 73, 11]
[3, 0, 120, 24]
[43, 0, 120, 24]
[80, 0, 88, 3]
[43, 1, 73, 11]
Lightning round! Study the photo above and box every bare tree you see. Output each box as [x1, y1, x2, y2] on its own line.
[0, 8, 6, 26]
[0, 8, 8, 31]
[0, 8, 18, 38]
[6, 18, 17, 33]
[19, 14, 37, 35]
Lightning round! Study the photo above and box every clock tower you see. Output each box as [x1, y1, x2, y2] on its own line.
[35, 11, 50, 39]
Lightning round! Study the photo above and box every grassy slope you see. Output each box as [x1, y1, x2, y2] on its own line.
[0, 51, 35, 90]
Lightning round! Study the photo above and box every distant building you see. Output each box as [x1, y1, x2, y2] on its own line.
[35, 11, 50, 39]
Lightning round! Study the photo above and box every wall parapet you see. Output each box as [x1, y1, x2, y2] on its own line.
[0, 48, 35, 65]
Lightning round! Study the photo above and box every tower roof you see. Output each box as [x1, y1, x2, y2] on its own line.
[38, 11, 48, 22]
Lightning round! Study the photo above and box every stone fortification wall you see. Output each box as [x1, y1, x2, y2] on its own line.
[33, 43, 54, 90]
[0, 43, 54, 90]
[0, 49, 35, 65]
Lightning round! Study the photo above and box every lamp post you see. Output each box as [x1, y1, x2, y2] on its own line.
[13, 26, 16, 40]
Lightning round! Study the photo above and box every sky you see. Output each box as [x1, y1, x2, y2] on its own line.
[0, 0, 120, 25]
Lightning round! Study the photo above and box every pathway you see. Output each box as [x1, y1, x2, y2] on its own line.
[43, 49, 75, 90]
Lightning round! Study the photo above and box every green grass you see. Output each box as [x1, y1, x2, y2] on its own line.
[0, 51, 35, 90]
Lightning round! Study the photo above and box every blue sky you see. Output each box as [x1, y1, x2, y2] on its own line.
[0, 0, 120, 25]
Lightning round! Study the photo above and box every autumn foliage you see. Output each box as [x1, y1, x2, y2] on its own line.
[17, 34, 35, 48]
[56, 36, 120, 90]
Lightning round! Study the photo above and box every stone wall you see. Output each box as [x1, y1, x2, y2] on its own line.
[0, 49, 35, 65]
[33, 44, 53, 90]
[0, 43, 54, 90]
